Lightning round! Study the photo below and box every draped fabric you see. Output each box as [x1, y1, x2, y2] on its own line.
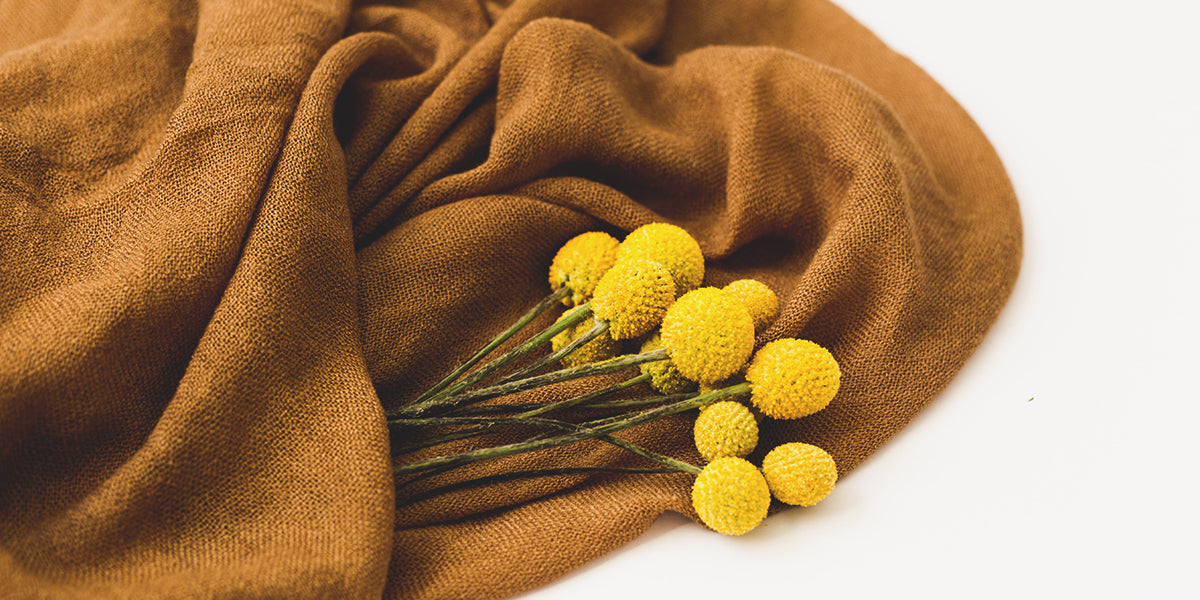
[0, 1, 1021, 597]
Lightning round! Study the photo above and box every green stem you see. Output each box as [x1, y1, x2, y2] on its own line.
[389, 374, 653, 454]
[393, 414, 699, 475]
[396, 467, 683, 507]
[390, 302, 593, 418]
[392, 383, 748, 476]
[499, 319, 610, 384]
[414, 287, 569, 404]
[396, 349, 669, 418]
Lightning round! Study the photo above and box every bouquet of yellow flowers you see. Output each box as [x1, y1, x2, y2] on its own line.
[389, 223, 842, 535]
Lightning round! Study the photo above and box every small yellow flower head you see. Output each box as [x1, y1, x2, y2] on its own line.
[616, 223, 705, 296]
[550, 308, 620, 368]
[761, 443, 838, 507]
[693, 401, 758, 462]
[660, 288, 755, 385]
[745, 339, 840, 419]
[723, 279, 779, 332]
[691, 457, 771, 536]
[638, 332, 697, 394]
[549, 231, 620, 305]
[591, 259, 676, 340]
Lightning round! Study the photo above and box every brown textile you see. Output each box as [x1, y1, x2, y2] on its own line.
[0, 0, 1021, 598]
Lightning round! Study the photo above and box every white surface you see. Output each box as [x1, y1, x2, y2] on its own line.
[520, 1, 1200, 598]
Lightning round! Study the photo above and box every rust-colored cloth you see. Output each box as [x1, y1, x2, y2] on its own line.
[0, 0, 1021, 598]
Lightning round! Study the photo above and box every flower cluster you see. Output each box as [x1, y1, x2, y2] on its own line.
[388, 223, 843, 538]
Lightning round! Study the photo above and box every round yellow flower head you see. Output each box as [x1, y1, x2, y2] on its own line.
[638, 333, 696, 393]
[745, 339, 840, 419]
[548, 231, 620, 305]
[693, 401, 758, 462]
[616, 223, 705, 296]
[723, 279, 779, 332]
[691, 457, 771, 536]
[660, 288, 755, 385]
[638, 332, 696, 394]
[550, 307, 620, 368]
[761, 442, 838, 506]
[591, 259, 676, 340]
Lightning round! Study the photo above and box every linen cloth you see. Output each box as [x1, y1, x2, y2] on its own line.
[0, 0, 1022, 597]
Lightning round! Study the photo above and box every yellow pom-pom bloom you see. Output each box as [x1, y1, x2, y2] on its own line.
[691, 457, 771, 536]
[592, 259, 676, 340]
[761, 443, 838, 506]
[549, 231, 620, 305]
[616, 223, 705, 296]
[550, 308, 619, 368]
[638, 332, 696, 394]
[660, 288, 754, 385]
[745, 339, 840, 419]
[694, 401, 758, 462]
[723, 279, 779, 332]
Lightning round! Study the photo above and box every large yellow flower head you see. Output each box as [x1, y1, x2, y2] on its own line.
[691, 457, 771, 536]
[761, 442, 838, 507]
[591, 259, 676, 340]
[723, 279, 779, 333]
[550, 307, 619, 368]
[745, 339, 840, 419]
[660, 288, 755, 385]
[615, 223, 705, 296]
[638, 332, 696, 394]
[548, 231, 620, 306]
[693, 401, 758, 462]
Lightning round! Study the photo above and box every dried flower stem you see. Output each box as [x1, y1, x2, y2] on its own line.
[392, 384, 748, 476]
[413, 286, 570, 404]
[395, 349, 669, 418]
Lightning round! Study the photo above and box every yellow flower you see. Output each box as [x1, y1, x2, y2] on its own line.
[745, 339, 840, 419]
[550, 307, 619, 368]
[592, 259, 676, 340]
[691, 457, 771, 536]
[723, 279, 779, 333]
[548, 231, 620, 305]
[616, 223, 705, 296]
[638, 332, 697, 394]
[761, 443, 838, 506]
[693, 401, 758, 462]
[660, 288, 754, 384]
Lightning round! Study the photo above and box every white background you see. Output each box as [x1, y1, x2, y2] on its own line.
[522, 1, 1200, 598]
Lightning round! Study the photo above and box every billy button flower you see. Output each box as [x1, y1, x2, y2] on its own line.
[499, 257, 675, 383]
[744, 339, 840, 419]
[691, 457, 771, 535]
[723, 279, 779, 333]
[693, 401, 757, 462]
[550, 308, 619, 368]
[616, 223, 705, 296]
[660, 287, 755, 385]
[761, 442, 838, 507]
[638, 332, 696, 395]
[591, 258, 676, 340]
[549, 231, 621, 306]
[411, 230, 620, 404]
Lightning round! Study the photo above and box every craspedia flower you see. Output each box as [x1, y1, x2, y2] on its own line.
[548, 231, 620, 305]
[761, 442, 838, 506]
[693, 401, 758, 462]
[691, 457, 771, 536]
[592, 259, 676, 340]
[638, 332, 696, 394]
[550, 308, 619, 368]
[723, 279, 779, 332]
[616, 223, 705, 296]
[745, 338, 840, 419]
[660, 288, 755, 385]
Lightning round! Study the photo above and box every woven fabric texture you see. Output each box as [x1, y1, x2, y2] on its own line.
[0, 0, 1021, 598]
